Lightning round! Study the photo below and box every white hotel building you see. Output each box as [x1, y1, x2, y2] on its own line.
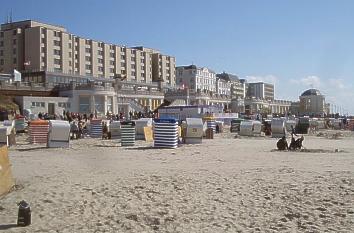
[176, 65, 216, 93]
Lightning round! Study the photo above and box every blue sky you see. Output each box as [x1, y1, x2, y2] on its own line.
[2, 0, 354, 114]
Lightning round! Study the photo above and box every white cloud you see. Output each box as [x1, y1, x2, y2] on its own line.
[290, 75, 321, 88]
[245, 75, 278, 84]
[286, 76, 354, 114]
[328, 78, 346, 90]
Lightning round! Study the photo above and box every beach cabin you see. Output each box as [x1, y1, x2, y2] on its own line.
[134, 118, 153, 140]
[183, 118, 203, 144]
[239, 120, 262, 136]
[29, 120, 49, 144]
[271, 118, 286, 138]
[153, 118, 179, 149]
[109, 121, 121, 139]
[47, 120, 70, 148]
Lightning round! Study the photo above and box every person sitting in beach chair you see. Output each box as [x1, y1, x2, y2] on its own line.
[289, 136, 304, 150]
[277, 136, 288, 150]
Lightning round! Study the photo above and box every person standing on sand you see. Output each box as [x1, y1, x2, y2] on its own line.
[291, 125, 297, 138]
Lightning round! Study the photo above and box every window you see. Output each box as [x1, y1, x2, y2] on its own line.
[32, 102, 45, 107]
[13, 48, 16, 54]
[42, 57, 45, 62]
[75, 54, 79, 59]
[98, 58, 103, 64]
[85, 56, 90, 61]
[110, 53, 114, 58]
[110, 61, 114, 65]
[85, 48, 91, 53]
[98, 66, 104, 72]
[69, 52, 72, 57]
[110, 68, 115, 73]
[13, 30, 17, 35]
[68, 43, 72, 49]
[41, 47, 46, 53]
[0, 32, 3, 37]
[0, 41, 3, 47]
[13, 39, 16, 45]
[131, 64, 136, 69]
[131, 71, 136, 76]
[85, 64, 91, 70]
[131, 57, 135, 61]
[121, 62, 125, 67]
[41, 38, 45, 43]
[58, 102, 70, 108]
[41, 28, 46, 34]
[85, 40, 90, 45]
[121, 55, 125, 60]
[53, 31, 60, 37]
[141, 59, 145, 63]
[54, 59, 61, 65]
[98, 50, 103, 56]
[69, 61, 72, 66]
[54, 49, 61, 55]
[13, 58, 17, 64]
[0, 59, 3, 65]
[0, 50, 2, 56]
[54, 40, 60, 46]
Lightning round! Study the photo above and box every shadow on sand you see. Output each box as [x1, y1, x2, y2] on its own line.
[124, 146, 177, 151]
[0, 224, 18, 231]
[16, 146, 48, 152]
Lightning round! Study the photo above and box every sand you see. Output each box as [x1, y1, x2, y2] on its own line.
[0, 130, 353, 232]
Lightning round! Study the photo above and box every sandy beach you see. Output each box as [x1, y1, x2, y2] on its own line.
[0, 130, 353, 232]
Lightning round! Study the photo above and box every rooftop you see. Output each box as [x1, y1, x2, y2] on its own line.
[301, 88, 322, 96]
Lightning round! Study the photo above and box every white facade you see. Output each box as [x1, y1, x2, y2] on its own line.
[176, 65, 216, 93]
[15, 96, 72, 116]
[216, 78, 231, 95]
[59, 87, 117, 114]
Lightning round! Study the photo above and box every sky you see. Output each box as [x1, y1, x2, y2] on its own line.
[2, 0, 354, 114]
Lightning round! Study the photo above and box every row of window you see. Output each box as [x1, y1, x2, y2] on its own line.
[31, 102, 45, 107]
[0, 30, 17, 37]
[0, 39, 18, 46]
[0, 58, 17, 65]
[58, 102, 71, 108]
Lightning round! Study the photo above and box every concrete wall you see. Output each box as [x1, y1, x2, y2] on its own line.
[15, 96, 71, 116]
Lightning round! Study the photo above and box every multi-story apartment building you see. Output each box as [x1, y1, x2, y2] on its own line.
[216, 72, 245, 99]
[176, 65, 216, 93]
[0, 20, 175, 86]
[246, 82, 274, 100]
[216, 77, 231, 96]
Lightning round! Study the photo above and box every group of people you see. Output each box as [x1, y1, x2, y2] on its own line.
[277, 125, 304, 151]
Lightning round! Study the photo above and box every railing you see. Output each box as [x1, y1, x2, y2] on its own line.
[165, 89, 231, 100]
[0, 81, 56, 91]
[117, 98, 145, 112]
[117, 89, 164, 96]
